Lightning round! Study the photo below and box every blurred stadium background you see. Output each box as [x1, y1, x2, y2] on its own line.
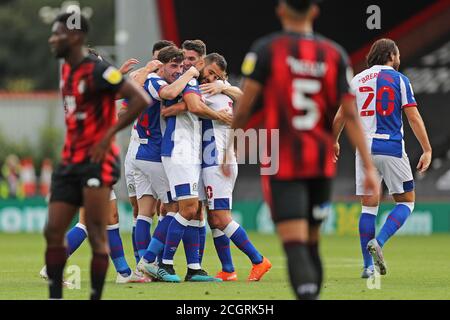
[0, 0, 449, 238]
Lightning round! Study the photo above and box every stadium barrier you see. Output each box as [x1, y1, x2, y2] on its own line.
[0, 198, 449, 235]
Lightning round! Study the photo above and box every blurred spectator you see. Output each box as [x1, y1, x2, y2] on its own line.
[1, 154, 23, 198]
[39, 158, 53, 197]
[20, 158, 37, 197]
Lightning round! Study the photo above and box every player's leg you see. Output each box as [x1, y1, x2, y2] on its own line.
[356, 152, 382, 277]
[129, 196, 140, 264]
[138, 161, 177, 278]
[65, 208, 88, 257]
[208, 209, 270, 281]
[308, 225, 322, 294]
[197, 182, 207, 264]
[368, 155, 415, 275]
[160, 197, 198, 282]
[44, 201, 79, 299]
[106, 193, 134, 283]
[377, 190, 415, 247]
[306, 178, 334, 295]
[83, 186, 111, 300]
[135, 195, 156, 258]
[208, 211, 236, 280]
[139, 203, 177, 278]
[125, 158, 140, 265]
[44, 168, 82, 299]
[265, 177, 318, 300]
[133, 161, 157, 259]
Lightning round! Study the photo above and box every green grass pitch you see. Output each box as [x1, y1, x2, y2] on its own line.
[1, 232, 450, 300]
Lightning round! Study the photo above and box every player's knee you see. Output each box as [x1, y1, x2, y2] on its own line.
[87, 229, 107, 252]
[207, 213, 229, 230]
[44, 225, 64, 245]
[180, 203, 198, 220]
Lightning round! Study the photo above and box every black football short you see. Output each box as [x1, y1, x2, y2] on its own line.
[49, 160, 120, 207]
[262, 177, 333, 225]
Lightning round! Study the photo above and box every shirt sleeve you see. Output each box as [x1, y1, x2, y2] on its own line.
[145, 77, 168, 101]
[400, 74, 417, 108]
[92, 60, 125, 93]
[241, 36, 271, 85]
[336, 47, 355, 100]
[183, 79, 202, 97]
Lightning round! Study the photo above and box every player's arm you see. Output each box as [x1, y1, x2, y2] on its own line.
[129, 60, 163, 86]
[159, 67, 199, 100]
[160, 101, 187, 117]
[341, 97, 378, 193]
[332, 105, 346, 162]
[90, 79, 150, 162]
[119, 58, 140, 75]
[404, 107, 432, 173]
[200, 81, 243, 102]
[183, 93, 232, 125]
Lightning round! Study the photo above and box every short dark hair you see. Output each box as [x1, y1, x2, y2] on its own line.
[280, 0, 320, 14]
[157, 46, 184, 64]
[182, 40, 207, 57]
[366, 38, 398, 67]
[54, 12, 89, 34]
[152, 40, 176, 55]
[204, 53, 227, 72]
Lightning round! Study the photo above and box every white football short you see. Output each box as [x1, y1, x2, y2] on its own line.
[162, 156, 201, 201]
[124, 137, 140, 197]
[134, 160, 171, 203]
[356, 152, 414, 196]
[202, 164, 238, 210]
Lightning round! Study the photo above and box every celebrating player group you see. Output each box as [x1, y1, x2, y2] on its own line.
[42, 0, 431, 300]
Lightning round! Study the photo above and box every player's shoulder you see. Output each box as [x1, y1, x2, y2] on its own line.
[146, 72, 167, 86]
[186, 78, 199, 88]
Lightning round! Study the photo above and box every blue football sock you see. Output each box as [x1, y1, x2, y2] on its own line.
[162, 214, 189, 265]
[182, 224, 200, 269]
[131, 222, 139, 265]
[143, 213, 175, 263]
[135, 215, 152, 258]
[377, 203, 412, 247]
[199, 222, 206, 265]
[359, 210, 377, 268]
[212, 229, 234, 273]
[66, 223, 87, 256]
[224, 221, 263, 265]
[107, 224, 132, 277]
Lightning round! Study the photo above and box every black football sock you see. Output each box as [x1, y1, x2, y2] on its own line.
[308, 242, 323, 295]
[283, 241, 319, 300]
[45, 247, 67, 299]
[90, 252, 109, 300]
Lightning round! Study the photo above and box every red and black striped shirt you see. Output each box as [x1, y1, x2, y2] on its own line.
[60, 55, 124, 165]
[243, 31, 354, 179]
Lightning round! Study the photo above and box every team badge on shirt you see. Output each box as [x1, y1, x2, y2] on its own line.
[103, 66, 123, 85]
[241, 52, 257, 76]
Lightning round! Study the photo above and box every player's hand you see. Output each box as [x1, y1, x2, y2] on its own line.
[200, 82, 225, 95]
[145, 60, 163, 73]
[416, 151, 432, 173]
[333, 142, 340, 163]
[221, 152, 233, 177]
[186, 66, 200, 78]
[363, 166, 379, 195]
[89, 133, 113, 163]
[217, 109, 233, 126]
[119, 58, 140, 75]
